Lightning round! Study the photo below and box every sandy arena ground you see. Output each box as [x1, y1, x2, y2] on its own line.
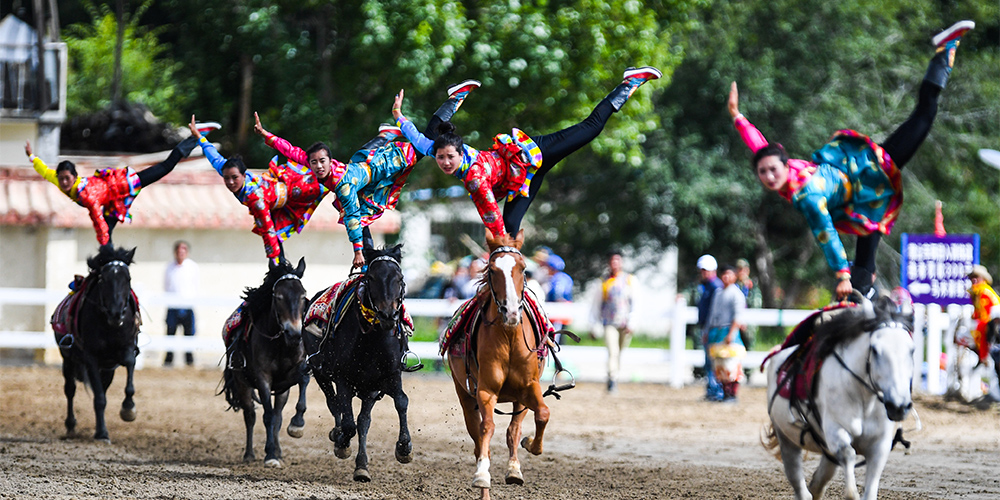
[0, 365, 998, 499]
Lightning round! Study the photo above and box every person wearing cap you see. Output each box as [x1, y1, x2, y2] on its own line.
[696, 254, 725, 401]
[705, 264, 747, 402]
[24, 136, 197, 246]
[545, 254, 574, 303]
[253, 112, 418, 268]
[967, 265, 1000, 366]
[734, 258, 761, 348]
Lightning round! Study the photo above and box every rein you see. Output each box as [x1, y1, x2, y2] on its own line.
[254, 272, 302, 341]
[357, 254, 405, 334]
[93, 260, 131, 319]
[484, 246, 527, 324]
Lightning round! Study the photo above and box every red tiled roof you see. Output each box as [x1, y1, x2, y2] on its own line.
[0, 155, 400, 233]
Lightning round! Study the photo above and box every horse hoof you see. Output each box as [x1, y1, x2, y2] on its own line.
[287, 424, 304, 438]
[505, 460, 523, 485]
[120, 407, 136, 422]
[334, 446, 351, 460]
[264, 458, 282, 468]
[95, 437, 111, 444]
[353, 468, 371, 482]
[243, 454, 255, 463]
[329, 428, 338, 442]
[472, 471, 491, 489]
[395, 451, 413, 464]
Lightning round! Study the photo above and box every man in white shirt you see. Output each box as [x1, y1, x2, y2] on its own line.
[164, 241, 199, 367]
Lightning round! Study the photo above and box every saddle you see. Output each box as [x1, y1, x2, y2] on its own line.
[51, 274, 141, 348]
[303, 275, 364, 342]
[440, 289, 555, 359]
[222, 301, 249, 348]
[763, 304, 856, 401]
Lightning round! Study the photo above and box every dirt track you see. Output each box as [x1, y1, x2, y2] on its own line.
[1, 365, 998, 499]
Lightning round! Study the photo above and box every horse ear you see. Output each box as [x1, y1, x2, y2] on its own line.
[126, 247, 137, 264]
[390, 243, 403, 261]
[269, 257, 278, 273]
[296, 257, 306, 276]
[514, 229, 524, 249]
[484, 228, 495, 245]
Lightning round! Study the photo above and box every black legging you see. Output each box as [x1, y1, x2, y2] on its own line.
[104, 142, 189, 241]
[851, 76, 941, 290]
[502, 98, 616, 234]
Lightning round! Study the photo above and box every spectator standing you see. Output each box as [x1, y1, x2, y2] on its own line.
[164, 241, 199, 367]
[696, 254, 724, 401]
[545, 254, 574, 303]
[599, 250, 635, 393]
[967, 265, 1000, 370]
[735, 258, 762, 348]
[706, 265, 747, 402]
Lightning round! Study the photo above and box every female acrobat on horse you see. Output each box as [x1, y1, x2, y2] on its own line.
[729, 20, 975, 300]
[391, 66, 662, 239]
[25, 136, 198, 245]
[187, 117, 327, 263]
[253, 112, 421, 269]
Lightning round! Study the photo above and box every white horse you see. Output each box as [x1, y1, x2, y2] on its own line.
[764, 295, 914, 500]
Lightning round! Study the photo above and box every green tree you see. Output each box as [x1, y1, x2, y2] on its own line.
[64, 0, 191, 122]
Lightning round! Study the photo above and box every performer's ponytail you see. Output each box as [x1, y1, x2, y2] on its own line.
[432, 121, 464, 155]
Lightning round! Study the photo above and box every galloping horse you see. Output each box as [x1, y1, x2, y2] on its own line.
[55, 244, 140, 442]
[221, 257, 309, 467]
[448, 229, 550, 500]
[763, 294, 915, 500]
[304, 243, 414, 482]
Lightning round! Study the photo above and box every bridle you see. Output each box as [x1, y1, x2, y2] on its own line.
[358, 254, 405, 332]
[93, 260, 131, 321]
[258, 272, 303, 340]
[485, 246, 526, 320]
[831, 320, 913, 405]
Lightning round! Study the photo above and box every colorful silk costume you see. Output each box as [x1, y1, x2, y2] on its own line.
[31, 156, 142, 245]
[735, 116, 902, 279]
[969, 281, 1000, 363]
[263, 133, 417, 252]
[198, 136, 327, 259]
[396, 115, 542, 237]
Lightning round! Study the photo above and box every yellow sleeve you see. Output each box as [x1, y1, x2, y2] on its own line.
[31, 156, 60, 186]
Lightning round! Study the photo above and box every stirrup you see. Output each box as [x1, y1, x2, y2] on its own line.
[401, 350, 424, 372]
[58, 334, 75, 348]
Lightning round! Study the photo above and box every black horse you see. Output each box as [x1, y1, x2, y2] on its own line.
[56, 244, 140, 442]
[304, 243, 414, 482]
[221, 257, 309, 467]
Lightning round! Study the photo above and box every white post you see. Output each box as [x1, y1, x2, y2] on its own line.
[670, 296, 688, 389]
[926, 303, 944, 395]
[912, 303, 926, 393]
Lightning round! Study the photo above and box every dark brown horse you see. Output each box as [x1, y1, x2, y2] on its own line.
[221, 257, 309, 467]
[56, 245, 140, 442]
[448, 229, 549, 500]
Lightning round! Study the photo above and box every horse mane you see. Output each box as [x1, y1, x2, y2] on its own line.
[242, 259, 303, 314]
[86, 244, 136, 272]
[811, 296, 913, 362]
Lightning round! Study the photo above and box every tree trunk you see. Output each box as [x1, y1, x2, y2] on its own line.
[753, 214, 778, 309]
[111, 0, 126, 107]
[236, 53, 254, 151]
[32, 0, 48, 111]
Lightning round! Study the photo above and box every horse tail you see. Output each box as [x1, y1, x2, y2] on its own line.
[760, 424, 783, 461]
[220, 367, 242, 411]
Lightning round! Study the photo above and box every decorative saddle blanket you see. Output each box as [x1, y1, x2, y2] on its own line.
[222, 301, 249, 348]
[303, 274, 414, 342]
[51, 275, 140, 346]
[440, 289, 555, 359]
[762, 303, 856, 401]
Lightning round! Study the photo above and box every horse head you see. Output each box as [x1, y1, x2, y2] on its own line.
[361, 243, 405, 329]
[86, 245, 136, 328]
[268, 257, 307, 345]
[866, 295, 915, 422]
[484, 229, 526, 326]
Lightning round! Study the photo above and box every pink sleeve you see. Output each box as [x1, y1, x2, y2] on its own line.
[734, 115, 769, 153]
[263, 132, 309, 165]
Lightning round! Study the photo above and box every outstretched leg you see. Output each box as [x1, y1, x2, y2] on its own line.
[775, 427, 813, 500]
[287, 363, 309, 439]
[502, 67, 661, 234]
[505, 403, 529, 485]
[880, 21, 974, 168]
[352, 391, 379, 482]
[413, 80, 482, 160]
[135, 136, 198, 186]
[61, 354, 78, 437]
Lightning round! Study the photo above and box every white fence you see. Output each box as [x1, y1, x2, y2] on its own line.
[0, 288, 970, 391]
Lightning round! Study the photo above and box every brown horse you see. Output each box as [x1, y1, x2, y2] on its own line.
[448, 229, 549, 500]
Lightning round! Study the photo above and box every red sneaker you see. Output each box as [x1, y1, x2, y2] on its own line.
[195, 122, 222, 136]
[623, 66, 662, 84]
[932, 20, 975, 47]
[447, 79, 482, 99]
